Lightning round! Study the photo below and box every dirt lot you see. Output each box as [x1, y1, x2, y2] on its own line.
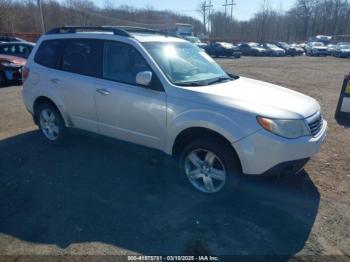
[0, 56, 349, 261]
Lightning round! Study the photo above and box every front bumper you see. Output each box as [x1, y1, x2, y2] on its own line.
[233, 119, 327, 175]
[339, 52, 350, 58]
[261, 158, 310, 177]
[312, 49, 328, 55]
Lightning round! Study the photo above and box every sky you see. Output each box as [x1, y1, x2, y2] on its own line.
[93, 0, 295, 21]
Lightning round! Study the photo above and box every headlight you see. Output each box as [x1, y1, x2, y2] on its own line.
[0, 61, 21, 68]
[257, 116, 310, 139]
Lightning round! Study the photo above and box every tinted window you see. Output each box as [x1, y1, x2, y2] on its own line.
[103, 41, 151, 86]
[61, 39, 102, 77]
[0, 44, 32, 58]
[35, 40, 63, 68]
[18, 44, 32, 58]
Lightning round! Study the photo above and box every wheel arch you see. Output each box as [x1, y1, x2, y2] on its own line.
[33, 96, 70, 126]
[171, 126, 242, 172]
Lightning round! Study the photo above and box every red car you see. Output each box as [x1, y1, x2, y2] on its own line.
[0, 54, 26, 86]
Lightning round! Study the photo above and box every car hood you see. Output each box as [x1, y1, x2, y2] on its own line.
[0, 54, 26, 65]
[253, 47, 265, 52]
[340, 49, 350, 52]
[271, 48, 284, 52]
[182, 77, 320, 119]
[312, 46, 327, 50]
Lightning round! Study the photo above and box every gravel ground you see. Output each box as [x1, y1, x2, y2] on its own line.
[0, 56, 349, 261]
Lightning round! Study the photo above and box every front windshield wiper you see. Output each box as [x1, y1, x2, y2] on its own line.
[207, 77, 233, 85]
[176, 82, 205, 87]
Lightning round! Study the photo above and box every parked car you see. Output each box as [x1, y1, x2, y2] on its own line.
[238, 42, 267, 56]
[22, 26, 327, 194]
[305, 42, 328, 56]
[274, 42, 299, 56]
[0, 54, 26, 86]
[333, 42, 350, 58]
[290, 43, 305, 55]
[183, 36, 207, 49]
[259, 43, 285, 56]
[204, 42, 241, 58]
[0, 42, 35, 59]
[0, 36, 27, 43]
[326, 44, 337, 56]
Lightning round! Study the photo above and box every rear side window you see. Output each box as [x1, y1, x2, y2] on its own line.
[61, 39, 102, 78]
[34, 40, 63, 68]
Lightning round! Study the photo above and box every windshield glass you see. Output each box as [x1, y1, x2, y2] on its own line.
[337, 43, 350, 48]
[279, 42, 289, 48]
[143, 42, 229, 86]
[219, 42, 234, 48]
[248, 43, 258, 47]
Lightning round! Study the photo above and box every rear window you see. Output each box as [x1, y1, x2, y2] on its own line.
[34, 40, 63, 68]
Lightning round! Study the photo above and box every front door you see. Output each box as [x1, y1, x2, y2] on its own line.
[95, 41, 167, 150]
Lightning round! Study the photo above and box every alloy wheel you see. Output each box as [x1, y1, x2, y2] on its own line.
[184, 149, 227, 193]
[39, 109, 59, 141]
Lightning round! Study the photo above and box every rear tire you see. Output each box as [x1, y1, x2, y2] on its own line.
[179, 137, 240, 194]
[35, 103, 66, 145]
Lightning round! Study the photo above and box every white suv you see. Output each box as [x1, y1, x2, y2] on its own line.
[22, 26, 327, 194]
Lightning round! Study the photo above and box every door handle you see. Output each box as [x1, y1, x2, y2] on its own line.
[96, 89, 110, 95]
[50, 78, 60, 84]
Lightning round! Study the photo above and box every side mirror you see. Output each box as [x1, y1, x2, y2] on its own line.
[136, 71, 152, 86]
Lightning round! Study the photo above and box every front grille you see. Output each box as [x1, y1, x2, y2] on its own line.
[308, 113, 323, 136]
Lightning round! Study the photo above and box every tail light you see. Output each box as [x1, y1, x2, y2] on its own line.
[22, 65, 30, 82]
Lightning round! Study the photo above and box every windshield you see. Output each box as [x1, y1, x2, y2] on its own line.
[337, 42, 350, 48]
[279, 42, 289, 48]
[143, 42, 230, 86]
[265, 44, 279, 49]
[248, 43, 258, 47]
[219, 42, 234, 48]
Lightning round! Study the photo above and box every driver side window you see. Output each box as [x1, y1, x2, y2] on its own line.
[102, 41, 151, 86]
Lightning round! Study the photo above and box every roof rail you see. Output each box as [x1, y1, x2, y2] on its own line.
[107, 26, 163, 35]
[45, 26, 132, 37]
[45, 26, 170, 38]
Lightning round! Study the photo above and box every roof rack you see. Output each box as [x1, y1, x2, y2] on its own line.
[45, 26, 132, 37]
[45, 26, 167, 37]
[105, 26, 163, 35]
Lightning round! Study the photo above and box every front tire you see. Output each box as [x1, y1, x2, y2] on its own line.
[36, 103, 66, 144]
[179, 137, 240, 194]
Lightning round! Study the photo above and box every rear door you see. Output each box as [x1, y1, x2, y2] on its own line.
[52, 38, 102, 133]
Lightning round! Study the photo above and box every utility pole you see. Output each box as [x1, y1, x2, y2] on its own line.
[205, 0, 213, 33]
[199, 1, 207, 34]
[199, 1, 213, 34]
[223, 0, 227, 16]
[223, 0, 236, 20]
[37, 0, 45, 33]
